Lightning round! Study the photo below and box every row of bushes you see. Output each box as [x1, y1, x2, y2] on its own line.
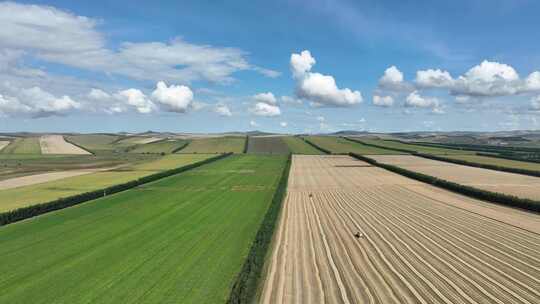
[0, 153, 231, 226]
[477, 152, 540, 163]
[171, 141, 190, 153]
[349, 153, 540, 213]
[415, 153, 540, 178]
[407, 140, 540, 154]
[63, 136, 95, 155]
[243, 136, 250, 154]
[344, 137, 415, 153]
[227, 155, 292, 304]
[301, 137, 331, 154]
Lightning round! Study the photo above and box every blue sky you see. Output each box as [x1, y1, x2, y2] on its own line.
[1, 0, 540, 133]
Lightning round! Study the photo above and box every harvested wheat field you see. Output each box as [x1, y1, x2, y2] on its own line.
[40, 135, 91, 155]
[0, 141, 9, 151]
[372, 154, 540, 201]
[261, 155, 540, 304]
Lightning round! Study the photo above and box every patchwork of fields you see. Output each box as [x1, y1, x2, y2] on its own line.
[39, 135, 91, 155]
[1, 137, 41, 154]
[0, 155, 287, 303]
[128, 139, 187, 153]
[0, 154, 212, 212]
[247, 136, 290, 154]
[306, 136, 400, 154]
[359, 138, 475, 155]
[372, 154, 540, 200]
[262, 155, 540, 303]
[282, 136, 323, 154]
[443, 153, 540, 171]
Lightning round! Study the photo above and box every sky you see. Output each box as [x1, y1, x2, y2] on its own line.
[1, 0, 540, 133]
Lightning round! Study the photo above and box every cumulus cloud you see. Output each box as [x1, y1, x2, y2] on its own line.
[452, 60, 520, 96]
[0, 85, 80, 117]
[380, 66, 403, 85]
[250, 102, 281, 117]
[405, 91, 439, 108]
[214, 103, 232, 116]
[253, 92, 277, 105]
[249, 120, 258, 127]
[291, 50, 362, 107]
[280, 95, 302, 105]
[114, 89, 155, 114]
[415, 69, 454, 88]
[531, 96, 540, 111]
[151, 81, 193, 113]
[372, 95, 394, 107]
[525, 72, 540, 92]
[280, 121, 288, 127]
[0, 2, 277, 84]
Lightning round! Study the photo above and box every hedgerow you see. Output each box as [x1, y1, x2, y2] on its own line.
[301, 137, 331, 154]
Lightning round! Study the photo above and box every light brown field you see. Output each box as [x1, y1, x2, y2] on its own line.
[261, 155, 540, 304]
[132, 137, 163, 144]
[0, 166, 119, 190]
[40, 135, 91, 154]
[0, 141, 9, 151]
[372, 154, 540, 201]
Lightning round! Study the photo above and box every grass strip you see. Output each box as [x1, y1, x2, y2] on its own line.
[63, 136, 95, 155]
[227, 155, 291, 304]
[349, 152, 540, 213]
[0, 153, 231, 226]
[244, 136, 250, 154]
[171, 141, 190, 153]
[345, 137, 415, 153]
[301, 137, 331, 154]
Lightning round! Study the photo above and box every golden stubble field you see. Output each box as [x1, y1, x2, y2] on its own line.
[261, 155, 540, 304]
[371, 155, 540, 201]
[40, 135, 91, 155]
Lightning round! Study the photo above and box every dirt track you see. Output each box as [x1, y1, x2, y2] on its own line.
[40, 135, 91, 154]
[261, 155, 540, 304]
[372, 155, 540, 201]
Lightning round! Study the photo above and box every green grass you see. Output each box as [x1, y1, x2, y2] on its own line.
[282, 136, 323, 154]
[0, 154, 212, 212]
[0, 155, 286, 303]
[247, 136, 290, 154]
[444, 154, 540, 171]
[307, 136, 401, 154]
[1, 137, 41, 154]
[65, 134, 120, 154]
[180, 136, 246, 154]
[129, 140, 187, 154]
[361, 139, 475, 155]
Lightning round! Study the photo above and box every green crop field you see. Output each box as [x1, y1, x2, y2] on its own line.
[1, 137, 41, 154]
[444, 154, 540, 171]
[180, 136, 245, 153]
[0, 155, 286, 303]
[247, 136, 290, 154]
[0, 154, 212, 212]
[307, 136, 401, 154]
[282, 136, 323, 154]
[129, 139, 187, 154]
[360, 139, 475, 155]
[65, 134, 120, 153]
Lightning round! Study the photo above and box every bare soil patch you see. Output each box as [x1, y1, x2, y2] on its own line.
[40, 135, 91, 155]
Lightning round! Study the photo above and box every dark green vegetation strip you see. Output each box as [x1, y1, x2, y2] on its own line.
[227, 155, 291, 304]
[171, 141, 189, 153]
[63, 136, 94, 155]
[0, 153, 230, 226]
[345, 137, 415, 153]
[247, 136, 291, 154]
[476, 152, 540, 164]
[350, 153, 540, 213]
[415, 153, 540, 178]
[0, 155, 287, 303]
[243, 136, 249, 153]
[301, 137, 331, 154]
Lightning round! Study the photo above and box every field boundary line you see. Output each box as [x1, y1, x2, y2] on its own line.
[227, 155, 291, 304]
[349, 153, 540, 213]
[170, 141, 189, 153]
[243, 136, 249, 153]
[0, 153, 232, 227]
[301, 137, 331, 154]
[63, 135, 95, 155]
[344, 137, 415, 154]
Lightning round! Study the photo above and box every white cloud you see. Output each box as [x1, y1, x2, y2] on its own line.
[415, 69, 454, 88]
[250, 102, 281, 117]
[452, 60, 520, 96]
[151, 81, 193, 113]
[114, 89, 155, 114]
[316, 116, 325, 122]
[380, 66, 403, 84]
[525, 72, 540, 91]
[531, 96, 540, 110]
[280, 95, 302, 105]
[372, 95, 394, 107]
[253, 92, 277, 105]
[291, 50, 362, 107]
[214, 103, 232, 116]
[280, 121, 288, 127]
[405, 91, 439, 108]
[249, 120, 258, 127]
[0, 2, 277, 84]
[0, 85, 80, 117]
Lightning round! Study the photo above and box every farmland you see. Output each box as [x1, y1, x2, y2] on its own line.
[180, 136, 245, 153]
[0, 141, 9, 151]
[39, 135, 91, 155]
[306, 136, 400, 154]
[262, 155, 540, 303]
[247, 136, 290, 154]
[443, 153, 540, 171]
[0, 155, 287, 303]
[282, 136, 323, 154]
[128, 139, 187, 154]
[1, 137, 41, 154]
[65, 134, 121, 154]
[0, 154, 212, 212]
[359, 138, 475, 155]
[372, 155, 540, 201]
